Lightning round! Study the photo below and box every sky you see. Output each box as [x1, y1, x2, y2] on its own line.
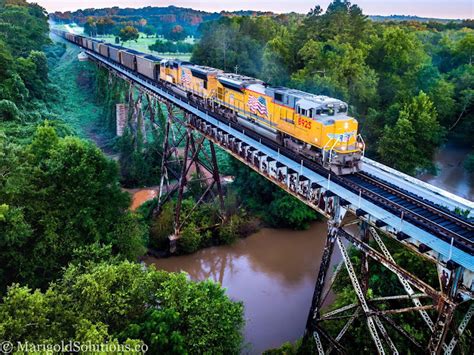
[32, 0, 473, 20]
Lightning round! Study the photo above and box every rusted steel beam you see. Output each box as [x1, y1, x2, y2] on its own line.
[428, 300, 456, 354]
[315, 324, 347, 354]
[335, 235, 386, 355]
[369, 304, 436, 316]
[338, 228, 442, 302]
[360, 222, 370, 295]
[445, 302, 474, 354]
[305, 227, 337, 333]
[325, 308, 361, 355]
[174, 128, 191, 236]
[209, 141, 225, 216]
[380, 314, 424, 351]
[321, 303, 358, 319]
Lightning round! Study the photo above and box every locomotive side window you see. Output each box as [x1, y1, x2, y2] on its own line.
[274, 92, 283, 102]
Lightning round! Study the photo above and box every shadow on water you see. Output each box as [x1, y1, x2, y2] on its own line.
[145, 222, 341, 354]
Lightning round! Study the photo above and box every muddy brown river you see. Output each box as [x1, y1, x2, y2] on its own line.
[145, 222, 338, 354]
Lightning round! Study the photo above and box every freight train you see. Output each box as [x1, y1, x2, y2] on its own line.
[55, 30, 365, 175]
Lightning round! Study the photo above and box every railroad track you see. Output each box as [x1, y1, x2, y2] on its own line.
[90, 50, 474, 256]
[345, 173, 474, 254]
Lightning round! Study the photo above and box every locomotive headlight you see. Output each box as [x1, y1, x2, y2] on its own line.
[341, 146, 347, 151]
[344, 122, 349, 129]
[358, 143, 364, 149]
[314, 138, 318, 143]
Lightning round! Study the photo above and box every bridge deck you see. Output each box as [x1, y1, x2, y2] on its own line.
[363, 157, 474, 217]
[80, 46, 473, 272]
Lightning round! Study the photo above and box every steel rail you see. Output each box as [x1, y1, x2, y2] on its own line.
[60, 35, 473, 255]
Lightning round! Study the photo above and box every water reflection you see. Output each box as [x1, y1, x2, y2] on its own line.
[146, 222, 339, 354]
[419, 145, 474, 200]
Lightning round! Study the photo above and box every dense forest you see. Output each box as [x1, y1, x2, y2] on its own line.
[191, 1, 474, 176]
[1, 0, 473, 353]
[0, 0, 244, 352]
[50, 6, 277, 39]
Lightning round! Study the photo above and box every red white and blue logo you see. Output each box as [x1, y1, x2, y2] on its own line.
[181, 69, 192, 86]
[248, 95, 268, 116]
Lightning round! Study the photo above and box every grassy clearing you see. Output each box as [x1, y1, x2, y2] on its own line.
[99, 34, 193, 61]
[48, 34, 112, 144]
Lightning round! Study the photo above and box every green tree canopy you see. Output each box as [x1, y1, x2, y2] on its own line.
[0, 123, 147, 291]
[119, 26, 139, 43]
[0, 261, 245, 353]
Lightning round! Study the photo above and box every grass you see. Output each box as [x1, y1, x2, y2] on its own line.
[99, 34, 193, 61]
[47, 33, 110, 142]
[50, 24, 193, 60]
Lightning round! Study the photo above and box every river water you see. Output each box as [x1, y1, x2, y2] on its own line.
[138, 145, 472, 353]
[419, 145, 474, 200]
[145, 222, 336, 353]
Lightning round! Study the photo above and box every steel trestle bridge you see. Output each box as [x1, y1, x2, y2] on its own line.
[54, 31, 474, 354]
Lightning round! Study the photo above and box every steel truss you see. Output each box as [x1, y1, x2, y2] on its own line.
[304, 205, 473, 354]
[110, 76, 226, 253]
[89, 57, 472, 352]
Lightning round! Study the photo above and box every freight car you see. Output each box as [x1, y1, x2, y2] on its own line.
[98, 43, 109, 58]
[137, 54, 162, 81]
[92, 40, 103, 54]
[108, 44, 124, 63]
[57, 30, 365, 175]
[120, 49, 144, 72]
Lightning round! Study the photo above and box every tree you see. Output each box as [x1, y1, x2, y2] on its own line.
[268, 191, 318, 229]
[0, 261, 245, 353]
[403, 91, 443, 163]
[0, 124, 147, 291]
[142, 25, 155, 38]
[165, 25, 187, 41]
[84, 17, 97, 37]
[178, 222, 201, 254]
[119, 26, 139, 43]
[378, 117, 418, 174]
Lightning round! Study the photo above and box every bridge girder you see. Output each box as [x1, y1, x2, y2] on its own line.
[88, 55, 473, 353]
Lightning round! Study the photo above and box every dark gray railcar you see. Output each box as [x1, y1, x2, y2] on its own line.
[86, 38, 93, 50]
[108, 44, 124, 63]
[92, 40, 103, 54]
[98, 43, 109, 57]
[136, 54, 162, 80]
[120, 49, 143, 71]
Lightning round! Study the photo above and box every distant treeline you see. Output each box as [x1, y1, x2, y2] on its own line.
[49, 5, 281, 38]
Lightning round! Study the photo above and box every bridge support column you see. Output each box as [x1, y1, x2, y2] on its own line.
[305, 223, 473, 354]
[304, 224, 338, 353]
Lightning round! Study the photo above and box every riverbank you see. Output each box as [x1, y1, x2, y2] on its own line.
[145, 222, 337, 354]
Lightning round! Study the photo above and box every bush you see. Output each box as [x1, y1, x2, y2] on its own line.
[0, 99, 20, 121]
[179, 223, 201, 254]
[150, 201, 174, 249]
[267, 192, 318, 229]
[218, 214, 242, 245]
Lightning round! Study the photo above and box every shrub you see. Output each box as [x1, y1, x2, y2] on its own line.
[179, 223, 201, 254]
[218, 215, 242, 245]
[150, 201, 174, 250]
[0, 99, 20, 121]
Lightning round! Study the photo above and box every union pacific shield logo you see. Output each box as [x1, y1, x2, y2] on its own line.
[327, 131, 355, 142]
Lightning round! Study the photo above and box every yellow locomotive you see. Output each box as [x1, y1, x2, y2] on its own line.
[159, 60, 364, 174]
